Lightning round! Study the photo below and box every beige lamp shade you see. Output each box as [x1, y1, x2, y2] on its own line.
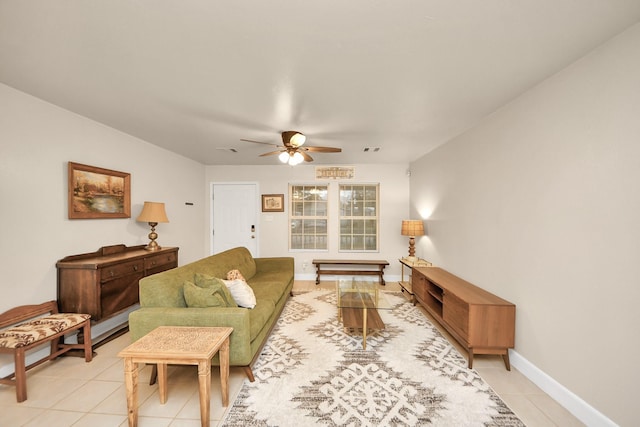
[137, 202, 169, 251]
[401, 219, 424, 260]
[136, 202, 169, 223]
[401, 220, 424, 237]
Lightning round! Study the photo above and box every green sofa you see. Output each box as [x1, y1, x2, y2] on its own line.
[128, 246, 294, 381]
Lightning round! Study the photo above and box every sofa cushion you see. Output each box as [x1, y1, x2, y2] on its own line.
[223, 279, 257, 309]
[183, 281, 230, 308]
[248, 299, 275, 341]
[250, 281, 288, 307]
[194, 273, 237, 307]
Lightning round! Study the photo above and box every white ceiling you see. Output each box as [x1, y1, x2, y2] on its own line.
[2, 1, 640, 165]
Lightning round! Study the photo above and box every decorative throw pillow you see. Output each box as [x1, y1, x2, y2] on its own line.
[193, 273, 237, 307]
[226, 269, 246, 281]
[223, 279, 257, 309]
[183, 281, 228, 308]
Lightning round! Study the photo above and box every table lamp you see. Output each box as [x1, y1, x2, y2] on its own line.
[136, 201, 169, 251]
[401, 219, 425, 261]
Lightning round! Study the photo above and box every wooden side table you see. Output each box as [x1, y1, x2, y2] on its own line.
[118, 326, 233, 427]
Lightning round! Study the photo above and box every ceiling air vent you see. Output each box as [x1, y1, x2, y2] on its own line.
[363, 147, 381, 152]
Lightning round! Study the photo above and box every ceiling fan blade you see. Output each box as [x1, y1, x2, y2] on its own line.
[300, 151, 314, 162]
[259, 150, 285, 157]
[303, 146, 342, 153]
[240, 138, 280, 148]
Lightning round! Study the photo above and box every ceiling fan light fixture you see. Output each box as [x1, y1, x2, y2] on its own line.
[287, 151, 304, 165]
[278, 152, 290, 163]
[289, 132, 306, 147]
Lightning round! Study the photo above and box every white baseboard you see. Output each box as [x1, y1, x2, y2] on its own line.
[510, 350, 618, 427]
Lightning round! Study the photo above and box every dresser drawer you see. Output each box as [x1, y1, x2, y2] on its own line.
[100, 273, 144, 318]
[145, 251, 177, 270]
[100, 260, 144, 282]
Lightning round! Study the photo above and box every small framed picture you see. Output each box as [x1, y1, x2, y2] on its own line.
[261, 194, 284, 212]
[68, 162, 131, 219]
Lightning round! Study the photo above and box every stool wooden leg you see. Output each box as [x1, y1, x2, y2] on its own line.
[14, 348, 27, 403]
[50, 336, 60, 358]
[83, 321, 93, 362]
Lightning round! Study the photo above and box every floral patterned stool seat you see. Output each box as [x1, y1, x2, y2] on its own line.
[0, 301, 92, 402]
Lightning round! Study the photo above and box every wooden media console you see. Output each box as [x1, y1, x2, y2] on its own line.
[412, 267, 516, 370]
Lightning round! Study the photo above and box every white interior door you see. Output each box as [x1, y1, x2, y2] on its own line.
[212, 183, 258, 256]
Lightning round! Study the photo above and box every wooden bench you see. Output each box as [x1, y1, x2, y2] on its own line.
[312, 259, 390, 285]
[0, 301, 92, 402]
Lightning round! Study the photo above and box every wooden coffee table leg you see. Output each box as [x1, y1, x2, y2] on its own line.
[219, 337, 230, 406]
[157, 363, 168, 404]
[123, 358, 138, 427]
[198, 359, 211, 427]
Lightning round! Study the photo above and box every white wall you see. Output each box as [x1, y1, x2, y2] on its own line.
[410, 23, 640, 426]
[0, 83, 207, 369]
[206, 164, 411, 280]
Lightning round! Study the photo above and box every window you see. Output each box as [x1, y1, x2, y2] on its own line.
[339, 184, 379, 251]
[289, 184, 328, 250]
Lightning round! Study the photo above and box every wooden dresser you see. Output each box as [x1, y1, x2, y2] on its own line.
[412, 267, 515, 370]
[56, 244, 178, 324]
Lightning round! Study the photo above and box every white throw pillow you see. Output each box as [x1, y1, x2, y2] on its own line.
[222, 279, 256, 309]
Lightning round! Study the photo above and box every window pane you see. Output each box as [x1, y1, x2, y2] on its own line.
[340, 236, 351, 251]
[353, 236, 365, 250]
[316, 202, 327, 216]
[365, 219, 376, 234]
[291, 235, 302, 249]
[303, 202, 315, 216]
[364, 202, 376, 216]
[365, 236, 377, 250]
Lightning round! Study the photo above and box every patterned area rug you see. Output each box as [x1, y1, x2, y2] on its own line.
[222, 290, 524, 426]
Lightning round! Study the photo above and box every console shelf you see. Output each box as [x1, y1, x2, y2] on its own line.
[412, 267, 515, 370]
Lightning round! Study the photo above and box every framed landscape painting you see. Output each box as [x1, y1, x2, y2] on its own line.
[261, 194, 284, 212]
[68, 162, 131, 219]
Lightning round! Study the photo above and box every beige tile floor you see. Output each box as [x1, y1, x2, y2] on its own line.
[0, 280, 584, 426]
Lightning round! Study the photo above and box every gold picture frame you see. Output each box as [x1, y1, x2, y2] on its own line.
[261, 194, 284, 212]
[68, 162, 131, 219]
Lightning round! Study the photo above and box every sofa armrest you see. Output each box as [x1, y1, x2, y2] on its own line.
[128, 306, 252, 364]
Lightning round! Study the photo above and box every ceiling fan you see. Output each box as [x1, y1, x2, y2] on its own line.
[241, 131, 341, 165]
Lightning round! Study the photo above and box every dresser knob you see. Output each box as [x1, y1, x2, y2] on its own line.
[133, 265, 138, 271]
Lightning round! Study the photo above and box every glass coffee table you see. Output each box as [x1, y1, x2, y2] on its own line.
[337, 279, 392, 349]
